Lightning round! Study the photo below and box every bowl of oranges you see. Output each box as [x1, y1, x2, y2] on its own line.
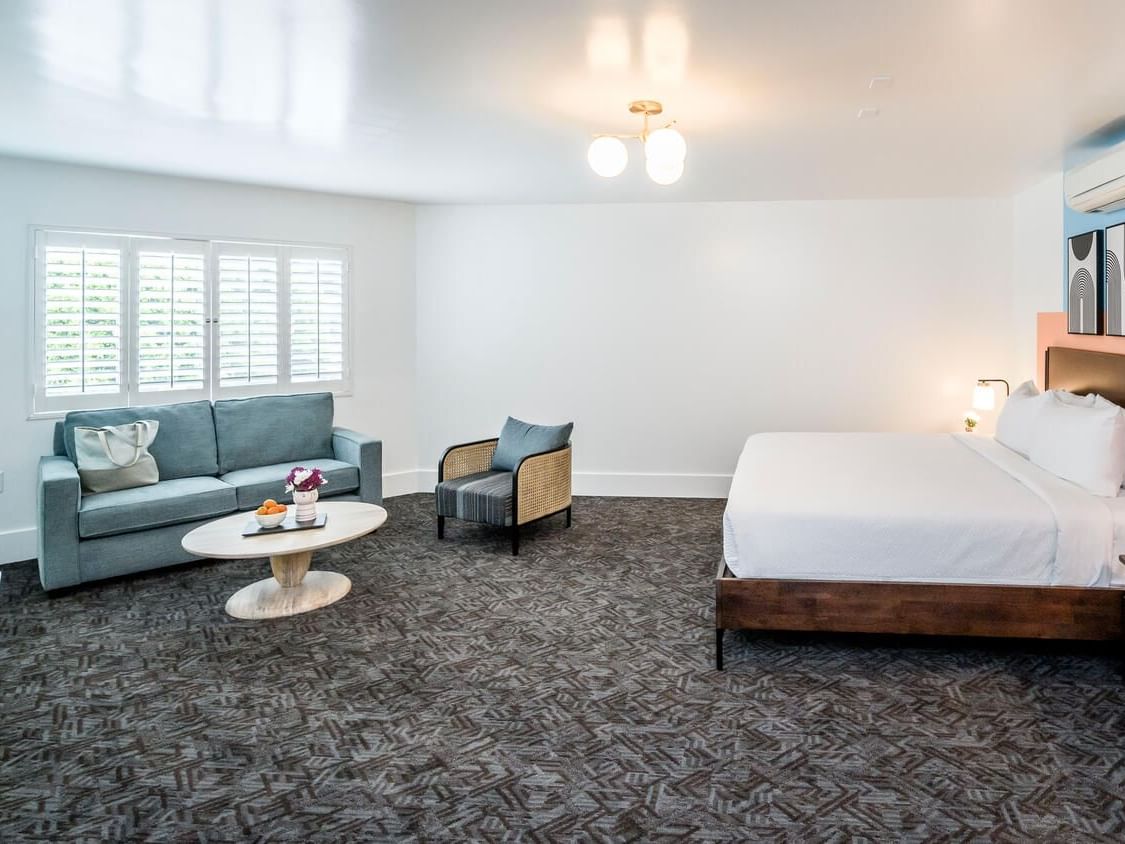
[255, 499, 288, 528]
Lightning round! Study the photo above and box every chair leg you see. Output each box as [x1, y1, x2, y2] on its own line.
[437, 515, 445, 539]
[715, 628, 725, 671]
[511, 525, 520, 556]
[566, 506, 572, 528]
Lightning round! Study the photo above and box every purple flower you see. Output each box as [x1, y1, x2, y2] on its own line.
[285, 466, 328, 493]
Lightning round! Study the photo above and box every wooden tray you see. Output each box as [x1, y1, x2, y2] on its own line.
[242, 513, 328, 537]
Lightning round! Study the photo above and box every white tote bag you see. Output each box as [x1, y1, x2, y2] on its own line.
[74, 420, 160, 494]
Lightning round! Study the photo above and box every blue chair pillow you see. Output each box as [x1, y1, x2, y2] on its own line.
[491, 417, 573, 472]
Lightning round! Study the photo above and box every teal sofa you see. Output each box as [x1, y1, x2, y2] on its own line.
[37, 392, 381, 591]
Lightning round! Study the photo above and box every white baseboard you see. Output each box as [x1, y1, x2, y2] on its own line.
[573, 471, 731, 498]
[383, 470, 425, 498]
[0, 527, 37, 565]
[411, 469, 729, 499]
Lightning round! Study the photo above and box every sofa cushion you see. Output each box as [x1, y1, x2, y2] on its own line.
[214, 393, 335, 473]
[491, 417, 574, 472]
[64, 401, 219, 480]
[79, 476, 237, 540]
[220, 458, 359, 511]
[435, 471, 513, 527]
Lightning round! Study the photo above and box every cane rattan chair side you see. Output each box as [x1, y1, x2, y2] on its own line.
[515, 446, 572, 526]
[439, 438, 499, 483]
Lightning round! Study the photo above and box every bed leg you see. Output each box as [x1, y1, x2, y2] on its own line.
[715, 628, 725, 671]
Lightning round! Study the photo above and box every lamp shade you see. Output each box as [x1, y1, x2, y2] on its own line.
[644, 127, 687, 166]
[645, 156, 684, 185]
[587, 136, 628, 177]
[972, 382, 996, 411]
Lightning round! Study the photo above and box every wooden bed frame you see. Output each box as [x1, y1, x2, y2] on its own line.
[715, 346, 1125, 670]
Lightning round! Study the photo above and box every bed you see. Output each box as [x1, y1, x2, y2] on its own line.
[714, 346, 1125, 669]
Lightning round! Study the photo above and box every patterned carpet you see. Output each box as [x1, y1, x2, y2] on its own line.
[2, 494, 1124, 842]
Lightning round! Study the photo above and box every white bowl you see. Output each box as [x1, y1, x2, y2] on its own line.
[255, 509, 287, 529]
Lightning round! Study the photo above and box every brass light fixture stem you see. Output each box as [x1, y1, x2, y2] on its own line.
[591, 107, 677, 143]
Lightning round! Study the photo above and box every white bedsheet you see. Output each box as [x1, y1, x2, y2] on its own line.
[722, 432, 1125, 587]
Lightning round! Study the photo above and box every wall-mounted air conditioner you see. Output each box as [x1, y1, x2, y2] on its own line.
[1066, 143, 1125, 213]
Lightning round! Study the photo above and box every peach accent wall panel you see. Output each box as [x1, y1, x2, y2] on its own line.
[1036, 311, 1125, 387]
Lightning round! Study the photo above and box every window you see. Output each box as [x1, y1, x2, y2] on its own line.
[32, 229, 350, 415]
[135, 239, 208, 395]
[290, 249, 345, 383]
[215, 243, 279, 388]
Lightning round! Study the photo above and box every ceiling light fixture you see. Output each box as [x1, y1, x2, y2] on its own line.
[588, 100, 686, 185]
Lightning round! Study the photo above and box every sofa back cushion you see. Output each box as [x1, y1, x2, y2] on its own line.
[63, 400, 218, 480]
[214, 393, 335, 473]
[53, 421, 67, 457]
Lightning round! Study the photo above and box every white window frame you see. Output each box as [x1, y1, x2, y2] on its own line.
[286, 244, 351, 392]
[32, 229, 130, 415]
[211, 240, 287, 400]
[131, 236, 212, 405]
[29, 225, 353, 419]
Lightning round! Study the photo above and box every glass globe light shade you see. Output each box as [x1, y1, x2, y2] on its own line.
[646, 156, 684, 185]
[971, 382, 996, 411]
[587, 136, 628, 177]
[644, 127, 687, 166]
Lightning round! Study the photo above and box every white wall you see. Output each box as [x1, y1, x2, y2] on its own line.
[0, 156, 416, 563]
[1011, 172, 1065, 384]
[0, 156, 1058, 564]
[416, 199, 1016, 496]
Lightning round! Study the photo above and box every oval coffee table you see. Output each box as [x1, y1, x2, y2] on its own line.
[182, 501, 387, 620]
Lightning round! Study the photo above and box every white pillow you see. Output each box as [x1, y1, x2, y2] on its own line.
[1028, 396, 1125, 496]
[1053, 389, 1098, 407]
[994, 381, 1042, 456]
[994, 381, 1095, 457]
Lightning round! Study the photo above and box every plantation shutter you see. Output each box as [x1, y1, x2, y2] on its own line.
[37, 231, 126, 411]
[214, 243, 280, 388]
[133, 238, 208, 396]
[289, 247, 347, 383]
[32, 229, 350, 415]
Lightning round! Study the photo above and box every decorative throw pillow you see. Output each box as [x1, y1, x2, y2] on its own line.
[73, 420, 161, 494]
[995, 381, 1094, 457]
[491, 417, 574, 472]
[1028, 397, 1125, 496]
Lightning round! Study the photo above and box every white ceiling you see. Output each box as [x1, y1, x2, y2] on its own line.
[1, 0, 1124, 204]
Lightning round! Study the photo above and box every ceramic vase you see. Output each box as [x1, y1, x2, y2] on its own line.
[293, 488, 319, 522]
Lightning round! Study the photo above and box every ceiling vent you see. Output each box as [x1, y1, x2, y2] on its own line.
[1066, 142, 1125, 213]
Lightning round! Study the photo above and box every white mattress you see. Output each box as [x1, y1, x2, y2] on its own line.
[722, 432, 1125, 587]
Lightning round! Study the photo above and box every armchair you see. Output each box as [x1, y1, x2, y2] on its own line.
[436, 437, 572, 555]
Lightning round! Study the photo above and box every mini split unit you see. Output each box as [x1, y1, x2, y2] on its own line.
[1067, 142, 1125, 213]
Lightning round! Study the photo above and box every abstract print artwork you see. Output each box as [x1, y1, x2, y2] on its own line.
[1068, 230, 1104, 335]
[1107, 224, 1125, 336]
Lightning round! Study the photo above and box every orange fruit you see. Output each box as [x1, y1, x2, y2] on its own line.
[269, 505, 286, 515]
[256, 506, 269, 516]
[263, 499, 278, 508]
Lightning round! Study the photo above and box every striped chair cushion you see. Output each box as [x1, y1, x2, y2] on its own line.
[435, 471, 513, 527]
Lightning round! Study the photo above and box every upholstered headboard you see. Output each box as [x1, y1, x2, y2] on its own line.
[1044, 346, 1125, 407]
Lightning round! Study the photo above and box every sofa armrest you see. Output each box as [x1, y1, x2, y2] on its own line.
[38, 455, 82, 591]
[332, 427, 382, 505]
[439, 438, 499, 483]
[514, 445, 572, 526]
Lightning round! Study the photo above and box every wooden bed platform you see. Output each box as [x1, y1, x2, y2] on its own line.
[715, 562, 1124, 669]
[715, 346, 1125, 670]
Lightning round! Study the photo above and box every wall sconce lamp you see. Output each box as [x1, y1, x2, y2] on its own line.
[971, 379, 1010, 412]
